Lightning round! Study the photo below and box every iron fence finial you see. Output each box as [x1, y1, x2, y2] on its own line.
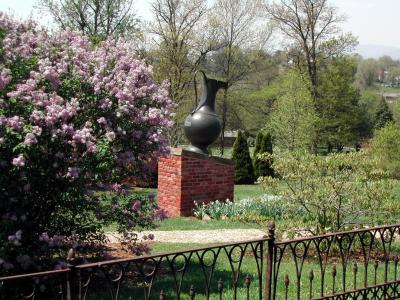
[189, 285, 195, 299]
[268, 222, 276, 239]
[245, 274, 251, 287]
[67, 248, 75, 262]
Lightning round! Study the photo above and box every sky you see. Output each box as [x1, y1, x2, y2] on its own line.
[1, 0, 400, 56]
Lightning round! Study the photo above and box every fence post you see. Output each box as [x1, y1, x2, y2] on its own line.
[66, 248, 76, 300]
[265, 222, 275, 300]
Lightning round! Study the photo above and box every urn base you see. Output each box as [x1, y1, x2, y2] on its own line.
[184, 144, 209, 155]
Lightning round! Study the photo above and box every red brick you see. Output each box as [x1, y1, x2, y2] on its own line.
[158, 148, 235, 216]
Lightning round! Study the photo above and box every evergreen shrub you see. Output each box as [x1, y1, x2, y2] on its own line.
[232, 131, 254, 184]
[253, 131, 274, 179]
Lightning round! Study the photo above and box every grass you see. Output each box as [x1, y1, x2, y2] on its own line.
[150, 242, 213, 253]
[363, 84, 400, 95]
[234, 184, 265, 200]
[154, 217, 263, 231]
[209, 146, 234, 159]
[370, 84, 400, 94]
[210, 146, 255, 159]
[130, 187, 157, 197]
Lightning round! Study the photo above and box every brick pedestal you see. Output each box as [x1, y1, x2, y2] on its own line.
[158, 148, 235, 216]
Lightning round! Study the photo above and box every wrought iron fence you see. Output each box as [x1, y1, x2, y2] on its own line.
[272, 224, 400, 300]
[2, 224, 400, 299]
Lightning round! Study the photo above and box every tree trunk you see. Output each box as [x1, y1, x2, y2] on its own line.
[219, 88, 228, 156]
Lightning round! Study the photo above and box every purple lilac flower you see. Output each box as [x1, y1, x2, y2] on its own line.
[131, 200, 141, 211]
[155, 209, 168, 221]
[127, 220, 135, 228]
[8, 230, 22, 246]
[31, 125, 42, 136]
[112, 183, 123, 193]
[105, 131, 116, 142]
[0, 68, 12, 89]
[23, 132, 37, 145]
[12, 154, 25, 167]
[39, 232, 65, 247]
[7, 116, 23, 131]
[66, 167, 80, 179]
[97, 117, 107, 125]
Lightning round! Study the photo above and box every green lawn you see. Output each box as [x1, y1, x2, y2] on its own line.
[209, 146, 234, 159]
[154, 216, 263, 231]
[130, 187, 157, 197]
[210, 146, 255, 159]
[369, 84, 400, 94]
[234, 184, 265, 200]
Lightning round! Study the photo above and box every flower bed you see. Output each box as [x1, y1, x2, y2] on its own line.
[193, 195, 284, 223]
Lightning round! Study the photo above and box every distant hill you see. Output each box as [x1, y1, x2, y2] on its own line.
[356, 44, 400, 60]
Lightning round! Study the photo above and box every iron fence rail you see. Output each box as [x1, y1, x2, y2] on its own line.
[2, 224, 400, 300]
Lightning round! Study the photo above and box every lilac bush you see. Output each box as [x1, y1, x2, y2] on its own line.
[0, 13, 173, 275]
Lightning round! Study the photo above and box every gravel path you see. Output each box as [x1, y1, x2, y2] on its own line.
[107, 229, 267, 244]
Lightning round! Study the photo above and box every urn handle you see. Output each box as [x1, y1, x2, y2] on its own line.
[192, 70, 207, 114]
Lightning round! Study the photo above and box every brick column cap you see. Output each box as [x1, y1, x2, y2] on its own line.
[170, 147, 235, 166]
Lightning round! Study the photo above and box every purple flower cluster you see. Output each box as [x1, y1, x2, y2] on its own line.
[119, 232, 152, 256]
[0, 12, 173, 177]
[12, 154, 25, 167]
[8, 230, 22, 246]
[39, 233, 66, 247]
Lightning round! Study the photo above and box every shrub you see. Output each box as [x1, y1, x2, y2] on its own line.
[260, 150, 400, 235]
[253, 131, 274, 179]
[371, 122, 400, 177]
[232, 130, 254, 184]
[374, 97, 393, 129]
[0, 13, 173, 274]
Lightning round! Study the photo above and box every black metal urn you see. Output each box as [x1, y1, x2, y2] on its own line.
[184, 71, 228, 155]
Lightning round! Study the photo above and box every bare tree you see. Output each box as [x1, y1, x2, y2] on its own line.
[150, 0, 220, 146]
[38, 0, 141, 40]
[208, 0, 271, 155]
[265, 0, 357, 97]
